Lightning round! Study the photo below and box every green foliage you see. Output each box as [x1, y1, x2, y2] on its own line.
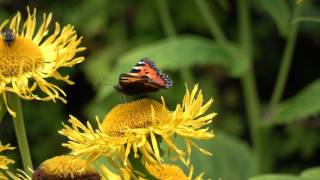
[85, 35, 248, 102]
[83, 46, 123, 86]
[249, 174, 301, 180]
[116, 35, 248, 77]
[279, 125, 320, 159]
[189, 131, 257, 180]
[23, 101, 67, 165]
[258, 0, 291, 37]
[293, 17, 320, 24]
[301, 167, 320, 179]
[250, 167, 320, 180]
[268, 79, 320, 125]
[0, 0, 319, 178]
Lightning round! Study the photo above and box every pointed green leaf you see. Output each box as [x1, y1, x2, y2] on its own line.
[249, 174, 301, 180]
[116, 35, 248, 77]
[293, 17, 320, 24]
[301, 167, 320, 179]
[259, 0, 291, 37]
[269, 79, 320, 125]
[249, 167, 320, 180]
[188, 131, 257, 180]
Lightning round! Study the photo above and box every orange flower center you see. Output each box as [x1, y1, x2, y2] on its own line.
[0, 36, 43, 77]
[101, 99, 170, 137]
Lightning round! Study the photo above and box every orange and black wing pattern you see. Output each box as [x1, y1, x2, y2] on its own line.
[115, 58, 172, 95]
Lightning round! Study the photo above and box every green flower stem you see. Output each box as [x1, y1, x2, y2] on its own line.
[155, 0, 195, 84]
[0, 99, 6, 124]
[238, 0, 271, 172]
[155, 0, 176, 38]
[180, 70, 195, 85]
[194, 0, 227, 44]
[269, 4, 302, 114]
[293, 16, 320, 24]
[8, 93, 33, 172]
[194, 0, 267, 172]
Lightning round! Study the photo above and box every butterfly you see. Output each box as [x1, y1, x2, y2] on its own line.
[115, 58, 173, 95]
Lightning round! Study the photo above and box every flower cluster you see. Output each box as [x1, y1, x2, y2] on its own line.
[0, 7, 217, 180]
[0, 7, 85, 117]
[59, 84, 216, 179]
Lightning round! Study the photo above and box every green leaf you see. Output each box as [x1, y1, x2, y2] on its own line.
[269, 79, 320, 125]
[23, 101, 66, 164]
[301, 167, 320, 179]
[280, 125, 320, 159]
[83, 50, 112, 84]
[83, 45, 125, 85]
[116, 35, 248, 77]
[293, 17, 320, 24]
[249, 167, 320, 180]
[83, 45, 125, 101]
[188, 131, 257, 180]
[259, 0, 291, 37]
[249, 174, 301, 180]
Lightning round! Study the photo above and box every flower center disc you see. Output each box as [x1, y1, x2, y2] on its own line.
[0, 36, 43, 77]
[102, 99, 170, 136]
[32, 155, 100, 180]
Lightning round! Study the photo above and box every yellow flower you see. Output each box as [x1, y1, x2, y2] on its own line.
[100, 165, 132, 180]
[100, 163, 204, 180]
[32, 155, 99, 180]
[0, 142, 15, 180]
[6, 169, 32, 180]
[146, 163, 189, 180]
[0, 7, 85, 117]
[60, 84, 216, 167]
[0, 143, 31, 180]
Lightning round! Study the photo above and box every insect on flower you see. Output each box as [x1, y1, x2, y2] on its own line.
[115, 58, 173, 95]
[2, 29, 15, 46]
[0, 8, 85, 117]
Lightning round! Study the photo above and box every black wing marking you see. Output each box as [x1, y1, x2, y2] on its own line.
[115, 74, 161, 95]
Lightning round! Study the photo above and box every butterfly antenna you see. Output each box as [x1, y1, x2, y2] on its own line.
[96, 76, 113, 87]
[96, 82, 113, 86]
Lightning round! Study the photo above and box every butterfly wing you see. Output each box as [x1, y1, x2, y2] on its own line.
[116, 74, 160, 95]
[129, 59, 172, 88]
[116, 58, 172, 95]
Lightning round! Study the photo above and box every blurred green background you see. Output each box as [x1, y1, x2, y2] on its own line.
[0, 0, 320, 179]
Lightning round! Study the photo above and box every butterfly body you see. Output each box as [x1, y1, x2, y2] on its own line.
[115, 58, 172, 96]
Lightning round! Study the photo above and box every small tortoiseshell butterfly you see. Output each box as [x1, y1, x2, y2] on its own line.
[115, 58, 173, 95]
